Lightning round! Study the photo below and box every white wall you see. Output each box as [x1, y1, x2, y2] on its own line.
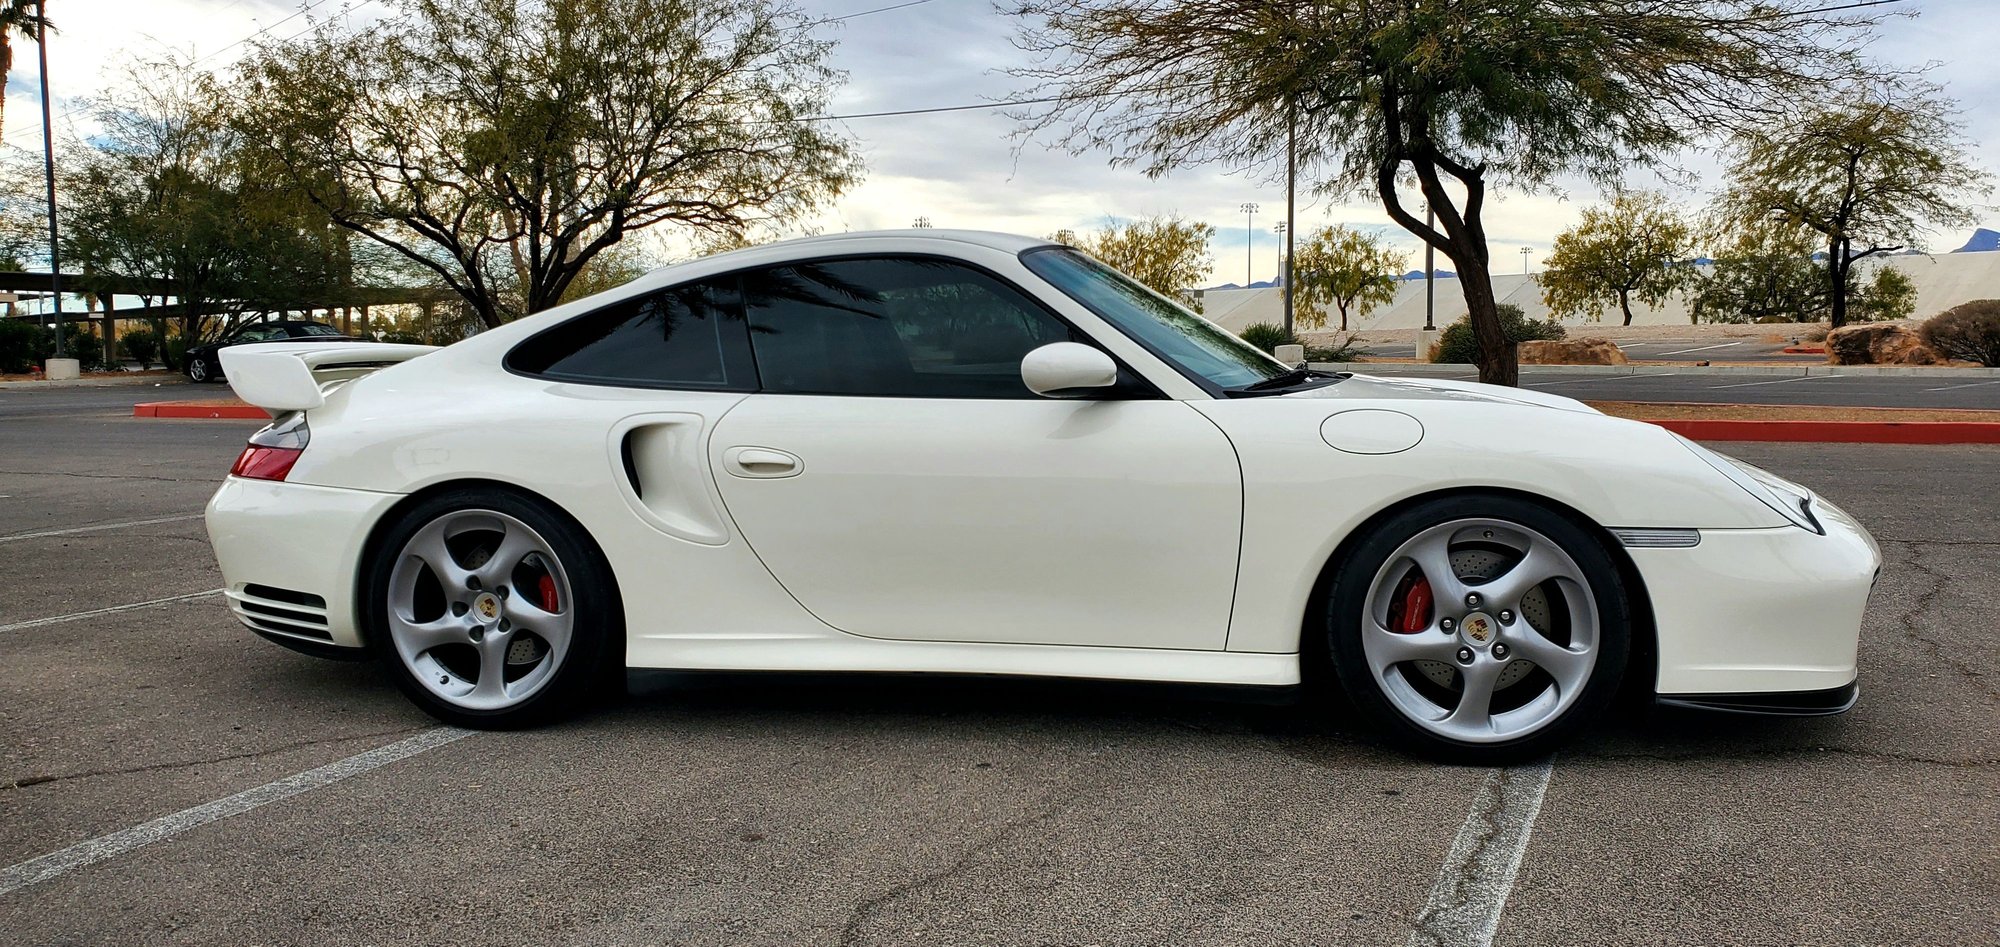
[1200, 251, 2000, 333]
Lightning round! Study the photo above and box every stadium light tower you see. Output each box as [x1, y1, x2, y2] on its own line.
[1521, 246, 1535, 274]
[1240, 202, 1259, 285]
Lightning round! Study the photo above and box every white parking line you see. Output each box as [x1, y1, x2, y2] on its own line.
[1655, 341, 1743, 356]
[1924, 379, 2000, 392]
[0, 589, 223, 633]
[0, 727, 472, 897]
[0, 513, 205, 544]
[1404, 761, 1555, 947]
[1707, 374, 1842, 390]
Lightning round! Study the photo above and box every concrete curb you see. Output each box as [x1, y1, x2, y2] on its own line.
[1331, 362, 2000, 378]
[1, 374, 185, 390]
[133, 401, 268, 420]
[1642, 418, 2000, 444]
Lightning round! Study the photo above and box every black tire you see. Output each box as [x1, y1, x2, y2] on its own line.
[1321, 493, 1630, 764]
[361, 486, 624, 729]
[186, 356, 212, 383]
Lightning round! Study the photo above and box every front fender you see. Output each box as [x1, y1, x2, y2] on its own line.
[1193, 397, 1787, 653]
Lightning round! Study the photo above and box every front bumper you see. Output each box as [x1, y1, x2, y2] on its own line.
[1657, 680, 1859, 716]
[1629, 493, 1880, 701]
[206, 476, 404, 652]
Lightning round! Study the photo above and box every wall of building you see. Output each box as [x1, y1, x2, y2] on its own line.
[1199, 250, 2000, 333]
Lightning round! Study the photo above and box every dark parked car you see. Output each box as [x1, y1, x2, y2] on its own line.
[183, 321, 363, 383]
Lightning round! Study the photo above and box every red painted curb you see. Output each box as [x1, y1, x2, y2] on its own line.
[133, 401, 268, 420]
[1779, 345, 1827, 355]
[1646, 418, 2000, 444]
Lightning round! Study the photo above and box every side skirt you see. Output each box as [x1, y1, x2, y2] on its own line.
[628, 635, 1302, 688]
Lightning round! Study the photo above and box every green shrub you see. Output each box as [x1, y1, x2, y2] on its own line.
[121, 328, 161, 370]
[0, 321, 103, 373]
[1921, 300, 2000, 367]
[1432, 304, 1566, 363]
[0, 319, 36, 373]
[1237, 322, 1294, 354]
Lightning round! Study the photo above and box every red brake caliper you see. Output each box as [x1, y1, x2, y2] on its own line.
[537, 573, 560, 613]
[1387, 572, 1433, 634]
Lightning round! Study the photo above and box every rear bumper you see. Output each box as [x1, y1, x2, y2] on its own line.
[206, 476, 403, 651]
[1630, 494, 1880, 698]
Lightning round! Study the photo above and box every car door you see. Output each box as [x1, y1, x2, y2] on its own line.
[708, 255, 1244, 651]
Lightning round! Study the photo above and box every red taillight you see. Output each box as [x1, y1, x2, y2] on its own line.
[231, 445, 302, 481]
[234, 412, 309, 481]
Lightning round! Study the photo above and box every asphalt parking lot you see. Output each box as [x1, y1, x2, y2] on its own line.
[1, 387, 1996, 946]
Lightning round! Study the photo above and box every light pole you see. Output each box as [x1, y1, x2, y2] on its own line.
[37, 0, 62, 358]
[1424, 203, 1436, 331]
[1521, 246, 1535, 275]
[1273, 220, 1290, 331]
[1239, 202, 1259, 286]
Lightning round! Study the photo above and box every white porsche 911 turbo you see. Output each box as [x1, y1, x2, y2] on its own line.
[206, 230, 1879, 761]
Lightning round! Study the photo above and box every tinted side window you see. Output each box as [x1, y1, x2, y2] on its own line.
[740, 257, 1078, 398]
[507, 279, 754, 390]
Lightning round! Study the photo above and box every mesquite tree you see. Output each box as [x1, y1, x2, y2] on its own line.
[236, 0, 859, 327]
[1009, 0, 1900, 384]
[1720, 90, 1989, 329]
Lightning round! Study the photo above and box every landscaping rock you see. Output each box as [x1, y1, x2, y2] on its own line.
[1826, 323, 1942, 366]
[1518, 338, 1628, 365]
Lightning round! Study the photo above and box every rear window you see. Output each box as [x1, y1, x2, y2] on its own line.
[506, 278, 756, 390]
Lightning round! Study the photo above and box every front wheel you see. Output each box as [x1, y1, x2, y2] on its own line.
[186, 356, 211, 383]
[361, 488, 622, 728]
[1323, 495, 1630, 763]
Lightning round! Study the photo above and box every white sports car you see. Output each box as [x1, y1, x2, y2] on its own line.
[206, 230, 1879, 761]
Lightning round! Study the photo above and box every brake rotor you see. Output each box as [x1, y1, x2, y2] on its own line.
[1413, 547, 1547, 690]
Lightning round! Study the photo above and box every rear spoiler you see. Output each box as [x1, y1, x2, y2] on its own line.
[220, 342, 438, 412]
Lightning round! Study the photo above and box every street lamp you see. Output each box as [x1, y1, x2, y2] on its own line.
[1240, 202, 1259, 285]
[1521, 246, 1535, 275]
[37, 0, 62, 358]
[912, 216, 933, 229]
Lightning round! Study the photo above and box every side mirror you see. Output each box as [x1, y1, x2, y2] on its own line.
[1021, 342, 1118, 398]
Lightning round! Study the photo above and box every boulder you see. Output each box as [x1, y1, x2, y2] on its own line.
[1518, 338, 1628, 365]
[1825, 323, 1941, 365]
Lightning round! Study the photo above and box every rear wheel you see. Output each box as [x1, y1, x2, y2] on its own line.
[186, 356, 211, 383]
[1323, 494, 1629, 763]
[362, 488, 621, 728]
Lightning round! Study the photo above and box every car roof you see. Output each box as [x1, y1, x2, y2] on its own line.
[641, 230, 1056, 282]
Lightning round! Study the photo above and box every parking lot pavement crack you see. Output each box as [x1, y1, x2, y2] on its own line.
[832, 791, 1076, 947]
[2, 725, 436, 792]
[0, 467, 216, 484]
[1883, 541, 2000, 703]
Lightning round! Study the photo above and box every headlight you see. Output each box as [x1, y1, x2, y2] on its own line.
[1672, 435, 1824, 534]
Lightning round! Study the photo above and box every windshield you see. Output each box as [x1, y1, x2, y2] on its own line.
[292, 323, 343, 337]
[1020, 246, 1291, 393]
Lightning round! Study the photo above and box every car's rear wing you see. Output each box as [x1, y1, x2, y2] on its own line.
[220, 342, 438, 412]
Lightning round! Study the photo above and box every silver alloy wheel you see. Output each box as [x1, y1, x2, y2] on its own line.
[188, 358, 207, 382]
[385, 509, 575, 711]
[1360, 517, 1600, 743]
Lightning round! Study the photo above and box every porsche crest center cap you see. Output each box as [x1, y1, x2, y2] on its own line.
[473, 592, 501, 623]
[1461, 613, 1495, 645]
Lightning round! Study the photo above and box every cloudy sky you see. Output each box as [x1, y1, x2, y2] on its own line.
[5, 0, 1995, 286]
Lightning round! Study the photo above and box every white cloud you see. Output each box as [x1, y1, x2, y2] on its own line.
[8, 0, 1994, 279]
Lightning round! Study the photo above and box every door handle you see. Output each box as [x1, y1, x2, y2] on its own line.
[723, 446, 803, 479]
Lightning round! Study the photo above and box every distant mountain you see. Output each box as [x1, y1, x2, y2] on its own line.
[1199, 279, 1281, 292]
[1954, 228, 1999, 253]
[1399, 269, 1456, 280]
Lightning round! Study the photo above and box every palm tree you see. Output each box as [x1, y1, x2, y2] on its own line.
[0, 1, 51, 136]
